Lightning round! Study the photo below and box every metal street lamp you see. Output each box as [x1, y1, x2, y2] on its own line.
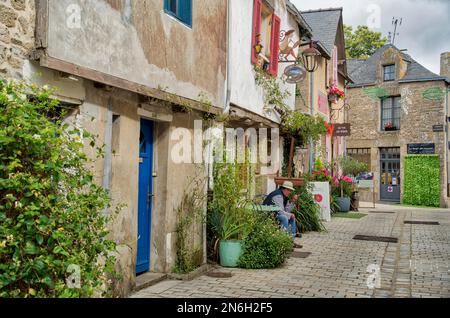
[301, 42, 321, 73]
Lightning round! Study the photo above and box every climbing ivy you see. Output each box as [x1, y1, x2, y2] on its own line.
[403, 155, 440, 207]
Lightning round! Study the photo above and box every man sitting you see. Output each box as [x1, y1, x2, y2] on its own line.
[263, 181, 302, 249]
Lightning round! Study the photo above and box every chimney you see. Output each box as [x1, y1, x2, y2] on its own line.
[441, 52, 450, 79]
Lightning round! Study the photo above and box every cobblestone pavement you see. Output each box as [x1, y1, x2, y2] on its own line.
[132, 204, 450, 298]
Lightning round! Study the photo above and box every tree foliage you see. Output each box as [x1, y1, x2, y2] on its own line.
[344, 25, 388, 59]
[0, 80, 118, 297]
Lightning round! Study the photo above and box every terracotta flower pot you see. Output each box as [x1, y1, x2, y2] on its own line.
[274, 177, 305, 187]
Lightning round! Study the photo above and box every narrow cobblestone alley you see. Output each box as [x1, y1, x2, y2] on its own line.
[132, 205, 450, 298]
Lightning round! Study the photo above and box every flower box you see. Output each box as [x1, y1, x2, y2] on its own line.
[274, 177, 305, 187]
[384, 126, 397, 131]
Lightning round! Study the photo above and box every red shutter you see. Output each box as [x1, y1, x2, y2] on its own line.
[251, 0, 262, 64]
[269, 14, 281, 76]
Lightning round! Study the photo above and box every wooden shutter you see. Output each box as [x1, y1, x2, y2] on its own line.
[269, 14, 281, 76]
[179, 0, 192, 27]
[251, 0, 262, 64]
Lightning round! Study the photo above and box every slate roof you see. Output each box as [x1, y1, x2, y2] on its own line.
[285, 0, 313, 35]
[348, 44, 450, 87]
[300, 8, 343, 58]
[347, 59, 366, 75]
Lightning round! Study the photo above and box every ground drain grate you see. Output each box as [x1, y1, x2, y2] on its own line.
[291, 251, 311, 258]
[404, 221, 440, 225]
[369, 211, 396, 214]
[353, 235, 398, 243]
[206, 271, 232, 278]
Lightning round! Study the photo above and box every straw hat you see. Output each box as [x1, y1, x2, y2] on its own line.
[281, 181, 295, 191]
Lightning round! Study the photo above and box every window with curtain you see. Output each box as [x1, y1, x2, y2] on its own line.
[381, 97, 401, 131]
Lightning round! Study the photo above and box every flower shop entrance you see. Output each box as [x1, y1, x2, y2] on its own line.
[380, 147, 401, 202]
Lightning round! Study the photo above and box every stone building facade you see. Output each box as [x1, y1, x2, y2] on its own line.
[347, 45, 450, 207]
[0, 0, 35, 78]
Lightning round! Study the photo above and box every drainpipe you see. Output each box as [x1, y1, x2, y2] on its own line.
[309, 72, 315, 173]
[102, 96, 113, 215]
[224, 0, 232, 116]
[446, 85, 449, 203]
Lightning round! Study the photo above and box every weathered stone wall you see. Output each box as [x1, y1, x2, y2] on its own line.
[347, 80, 448, 207]
[0, 0, 35, 78]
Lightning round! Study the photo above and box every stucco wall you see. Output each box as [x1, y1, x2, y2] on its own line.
[44, 0, 227, 108]
[229, 0, 298, 121]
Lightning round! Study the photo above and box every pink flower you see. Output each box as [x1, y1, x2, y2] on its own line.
[341, 176, 353, 183]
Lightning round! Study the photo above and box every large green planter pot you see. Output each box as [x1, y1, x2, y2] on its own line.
[336, 197, 351, 212]
[219, 240, 242, 268]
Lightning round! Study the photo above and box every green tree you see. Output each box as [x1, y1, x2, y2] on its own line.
[0, 80, 119, 297]
[344, 25, 388, 59]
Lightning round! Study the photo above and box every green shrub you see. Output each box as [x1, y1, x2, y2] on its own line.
[174, 177, 206, 274]
[292, 184, 325, 233]
[0, 80, 118, 297]
[338, 156, 368, 177]
[403, 155, 440, 207]
[238, 214, 292, 269]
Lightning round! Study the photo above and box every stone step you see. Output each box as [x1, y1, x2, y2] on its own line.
[134, 273, 167, 292]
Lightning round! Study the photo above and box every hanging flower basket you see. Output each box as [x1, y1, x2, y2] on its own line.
[327, 85, 345, 104]
[328, 93, 338, 103]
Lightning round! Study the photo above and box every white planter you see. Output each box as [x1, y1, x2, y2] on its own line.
[311, 182, 331, 222]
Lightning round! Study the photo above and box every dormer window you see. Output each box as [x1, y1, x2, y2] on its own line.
[383, 64, 396, 81]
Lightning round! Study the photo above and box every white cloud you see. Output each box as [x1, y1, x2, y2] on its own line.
[292, 0, 450, 74]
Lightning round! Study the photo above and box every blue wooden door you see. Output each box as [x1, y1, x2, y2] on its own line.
[136, 119, 154, 274]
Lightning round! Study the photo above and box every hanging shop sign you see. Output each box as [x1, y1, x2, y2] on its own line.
[407, 143, 435, 155]
[333, 123, 351, 137]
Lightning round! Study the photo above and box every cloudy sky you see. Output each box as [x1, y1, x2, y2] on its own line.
[291, 0, 450, 74]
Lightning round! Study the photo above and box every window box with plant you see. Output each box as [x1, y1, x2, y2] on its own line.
[383, 121, 397, 131]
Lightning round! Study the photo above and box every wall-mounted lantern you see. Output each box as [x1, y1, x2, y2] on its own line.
[301, 42, 321, 73]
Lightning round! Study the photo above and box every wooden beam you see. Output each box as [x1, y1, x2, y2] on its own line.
[35, 0, 49, 49]
[229, 105, 279, 128]
[39, 56, 222, 115]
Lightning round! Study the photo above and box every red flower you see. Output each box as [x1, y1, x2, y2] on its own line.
[314, 194, 323, 203]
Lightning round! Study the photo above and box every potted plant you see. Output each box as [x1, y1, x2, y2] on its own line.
[384, 122, 397, 131]
[337, 156, 369, 210]
[208, 162, 253, 268]
[328, 85, 345, 104]
[334, 176, 353, 212]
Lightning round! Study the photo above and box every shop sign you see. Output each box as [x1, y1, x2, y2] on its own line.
[311, 182, 331, 222]
[333, 124, 351, 137]
[407, 143, 435, 155]
[432, 124, 444, 132]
